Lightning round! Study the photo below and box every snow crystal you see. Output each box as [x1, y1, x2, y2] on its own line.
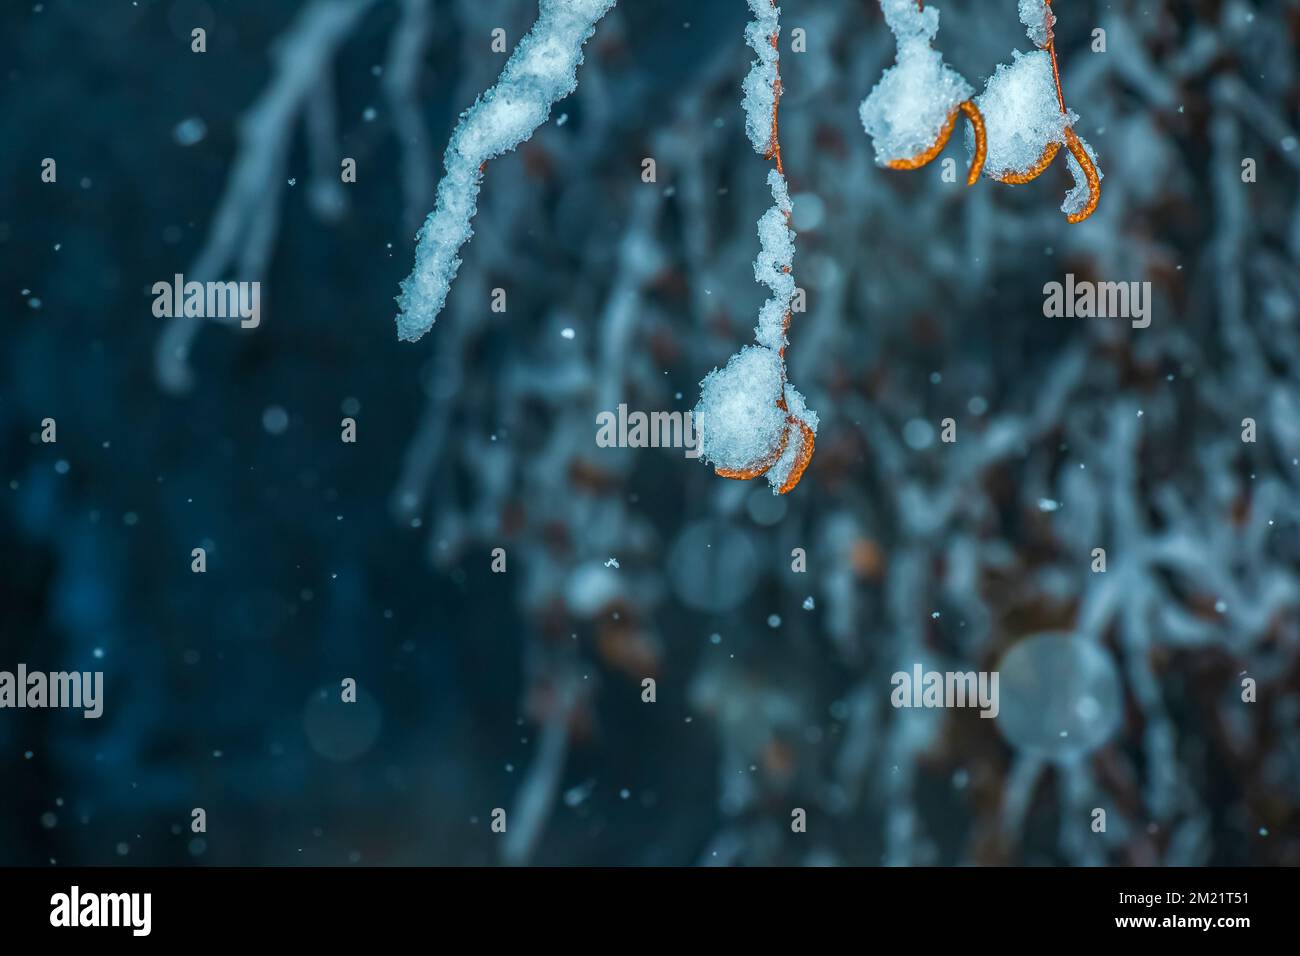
[693, 345, 788, 473]
[395, 0, 616, 343]
[1062, 133, 1103, 217]
[741, 0, 781, 154]
[753, 169, 795, 351]
[972, 50, 1072, 180]
[859, 0, 973, 166]
[1018, 0, 1054, 49]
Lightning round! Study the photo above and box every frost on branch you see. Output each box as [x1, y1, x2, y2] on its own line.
[753, 168, 795, 351]
[1017, 0, 1054, 49]
[694, 172, 817, 495]
[394, 0, 616, 343]
[740, 0, 781, 155]
[862, 0, 1099, 221]
[365, 0, 1298, 866]
[693, 1, 816, 495]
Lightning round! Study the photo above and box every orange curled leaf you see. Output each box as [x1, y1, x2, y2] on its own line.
[715, 463, 774, 481]
[1043, 0, 1100, 222]
[996, 141, 1062, 185]
[959, 100, 986, 185]
[714, 416, 814, 496]
[775, 418, 816, 494]
[885, 108, 959, 171]
[886, 99, 986, 187]
[714, 425, 790, 481]
[1062, 127, 1100, 223]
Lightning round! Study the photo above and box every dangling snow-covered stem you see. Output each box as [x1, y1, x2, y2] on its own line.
[693, 0, 817, 496]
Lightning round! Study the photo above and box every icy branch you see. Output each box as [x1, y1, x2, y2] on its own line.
[696, 344, 791, 477]
[693, 2, 817, 496]
[740, 0, 781, 155]
[394, 0, 617, 343]
[753, 169, 795, 351]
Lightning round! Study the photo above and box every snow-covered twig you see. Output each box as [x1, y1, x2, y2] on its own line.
[693, 0, 817, 495]
[394, 0, 617, 342]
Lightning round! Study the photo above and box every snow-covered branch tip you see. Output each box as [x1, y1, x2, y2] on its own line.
[394, 0, 616, 343]
[861, 0, 1100, 222]
[693, 0, 817, 496]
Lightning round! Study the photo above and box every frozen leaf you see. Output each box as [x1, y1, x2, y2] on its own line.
[763, 384, 818, 494]
[860, 1, 984, 185]
[971, 50, 1072, 181]
[859, 0, 973, 167]
[1061, 131, 1103, 218]
[694, 345, 789, 475]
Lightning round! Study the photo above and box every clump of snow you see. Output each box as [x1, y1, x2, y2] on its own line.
[1018, 0, 1054, 49]
[693, 348, 819, 494]
[395, 0, 616, 343]
[694, 345, 789, 473]
[859, 0, 973, 166]
[1062, 133, 1103, 216]
[741, 0, 781, 155]
[753, 169, 796, 351]
[971, 50, 1073, 180]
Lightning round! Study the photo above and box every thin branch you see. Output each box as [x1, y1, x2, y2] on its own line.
[713, 0, 815, 493]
